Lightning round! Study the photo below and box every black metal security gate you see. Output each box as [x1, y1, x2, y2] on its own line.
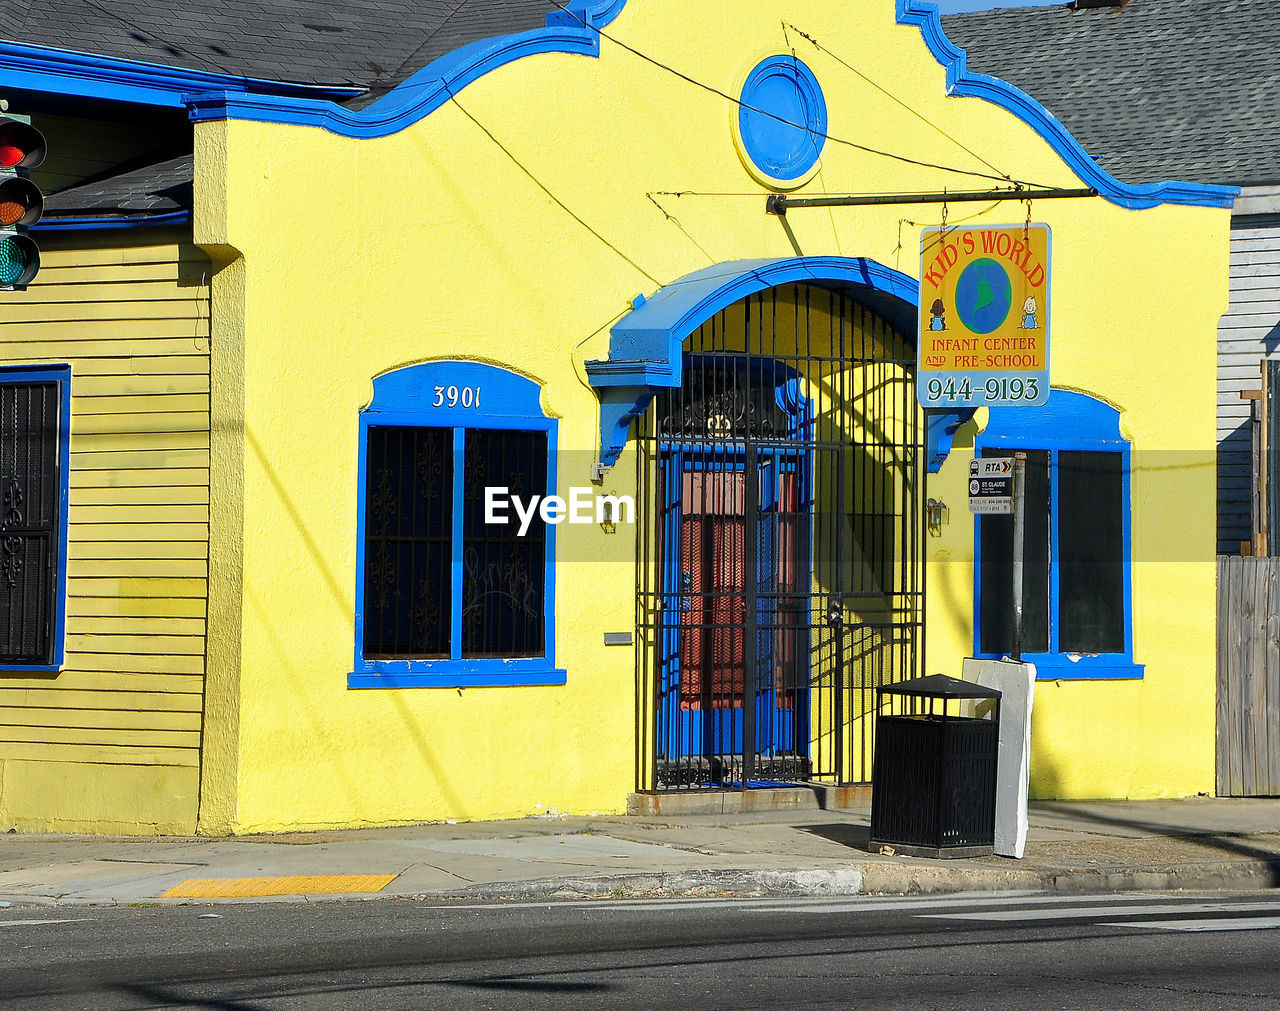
[636, 283, 924, 790]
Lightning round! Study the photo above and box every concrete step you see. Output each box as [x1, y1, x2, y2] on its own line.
[628, 784, 872, 816]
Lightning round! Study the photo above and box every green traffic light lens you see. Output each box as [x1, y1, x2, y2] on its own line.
[0, 235, 37, 286]
[0, 238, 25, 283]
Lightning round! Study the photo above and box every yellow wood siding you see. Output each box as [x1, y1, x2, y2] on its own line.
[0, 229, 209, 831]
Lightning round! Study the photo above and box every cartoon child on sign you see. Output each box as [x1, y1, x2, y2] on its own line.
[929, 298, 947, 331]
[1021, 295, 1038, 329]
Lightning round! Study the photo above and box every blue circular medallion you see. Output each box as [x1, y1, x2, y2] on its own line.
[737, 56, 827, 183]
[955, 258, 1013, 334]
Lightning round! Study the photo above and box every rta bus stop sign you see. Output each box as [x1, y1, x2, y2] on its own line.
[969, 457, 1012, 514]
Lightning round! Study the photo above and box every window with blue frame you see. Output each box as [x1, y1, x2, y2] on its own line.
[0, 365, 70, 671]
[351, 361, 563, 688]
[974, 390, 1142, 679]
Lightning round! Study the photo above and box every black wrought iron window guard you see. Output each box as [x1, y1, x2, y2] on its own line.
[0, 367, 68, 670]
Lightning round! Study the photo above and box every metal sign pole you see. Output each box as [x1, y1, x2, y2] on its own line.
[1011, 452, 1027, 661]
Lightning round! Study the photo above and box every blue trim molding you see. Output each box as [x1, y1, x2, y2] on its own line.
[926, 406, 976, 474]
[0, 364, 71, 673]
[34, 212, 193, 233]
[186, 1, 625, 136]
[974, 389, 1142, 680]
[736, 55, 827, 185]
[0, 40, 360, 108]
[350, 360, 565, 689]
[586, 256, 918, 467]
[896, 0, 1237, 210]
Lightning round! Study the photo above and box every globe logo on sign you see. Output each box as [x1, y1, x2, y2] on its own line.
[955, 257, 1013, 335]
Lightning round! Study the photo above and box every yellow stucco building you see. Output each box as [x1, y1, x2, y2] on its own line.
[0, 0, 1231, 833]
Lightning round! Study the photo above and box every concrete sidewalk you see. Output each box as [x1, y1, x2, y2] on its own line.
[0, 797, 1278, 908]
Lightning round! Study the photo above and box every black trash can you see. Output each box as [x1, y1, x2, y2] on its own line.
[869, 674, 1001, 859]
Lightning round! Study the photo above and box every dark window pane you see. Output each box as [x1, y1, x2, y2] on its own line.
[1059, 451, 1124, 653]
[0, 381, 60, 665]
[979, 449, 1049, 654]
[362, 426, 451, 658]
[462, 429, 546, 658]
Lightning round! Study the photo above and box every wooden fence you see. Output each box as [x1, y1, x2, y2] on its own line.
[1218, 555, 1280, 796]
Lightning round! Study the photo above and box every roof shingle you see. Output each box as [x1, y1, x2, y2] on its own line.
[5, 0, 556, 105]
[942, 0, 1280, 188]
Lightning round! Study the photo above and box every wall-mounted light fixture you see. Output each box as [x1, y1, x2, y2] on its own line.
[926, 497, 950, 536]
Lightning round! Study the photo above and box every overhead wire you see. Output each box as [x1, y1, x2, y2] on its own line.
[902, 200, 1004, 261]
[446, 88, 662, 287]
[645, 194, 717, 264]
[783, 21, 1018, 184]
[547, 1, 1046, 189]
[570, 302, 631, 399]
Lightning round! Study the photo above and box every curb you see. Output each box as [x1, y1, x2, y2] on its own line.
[414, 868, 868, 901]
[1038, 861, 1280, 894]
[2, 860, 1277, 909]
[413, 859, 1280, 902]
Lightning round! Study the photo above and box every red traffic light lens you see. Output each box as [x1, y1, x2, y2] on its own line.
[0, 121, 46, 170]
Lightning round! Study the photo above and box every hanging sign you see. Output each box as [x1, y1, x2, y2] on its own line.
[917, 223, 1051, 409]
[968, 456, 1012, 514]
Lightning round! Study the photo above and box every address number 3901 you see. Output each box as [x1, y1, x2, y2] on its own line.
[433, 385, 480, 409]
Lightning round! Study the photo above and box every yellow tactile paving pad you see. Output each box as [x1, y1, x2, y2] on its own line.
[162, 874, 398, 898]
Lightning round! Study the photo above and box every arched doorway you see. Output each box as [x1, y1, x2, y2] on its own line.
[634, 282, 924, 789]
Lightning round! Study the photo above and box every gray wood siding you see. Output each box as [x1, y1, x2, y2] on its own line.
[1217, 555, 1280, 796]
[1219, 213, 1280, 554]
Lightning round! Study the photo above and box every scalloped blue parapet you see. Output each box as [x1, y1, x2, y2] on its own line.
[8, 0, 1237, 214]
[895, 0, 1237, 210]
[737, 55, 827, 182]
[180, 0, 1236, 210]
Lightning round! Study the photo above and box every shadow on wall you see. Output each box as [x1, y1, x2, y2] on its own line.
[246, 428, 471, 823]
[929, 417, 980, 660]
[1263, 320, 1280, 355]
[1217, 418, 1252, 555]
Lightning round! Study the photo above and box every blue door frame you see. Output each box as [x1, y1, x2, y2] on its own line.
[655, 369, 815, 780]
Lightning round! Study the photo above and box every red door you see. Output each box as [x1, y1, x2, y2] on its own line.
[679, 470, 746, 711]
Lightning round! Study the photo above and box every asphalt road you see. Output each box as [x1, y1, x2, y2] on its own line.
[4, 891, 1280, 1008]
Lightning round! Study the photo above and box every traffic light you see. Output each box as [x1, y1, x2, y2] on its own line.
[0, 112, 45, 290]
